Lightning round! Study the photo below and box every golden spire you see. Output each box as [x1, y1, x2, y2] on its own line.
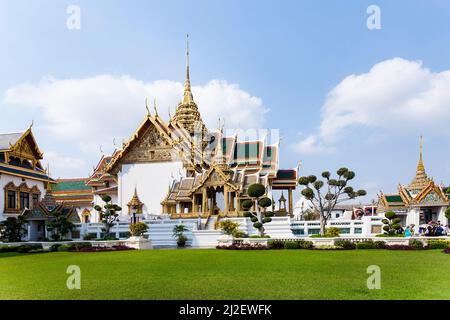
[408, 135, 430, 193]
[172, 34, 205, 135]
[183, 34, 194, 104]
[417, 135, 424, 172]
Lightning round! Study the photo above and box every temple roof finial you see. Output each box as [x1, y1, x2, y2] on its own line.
[145, 97, 151, 116]
[183, 34, 193, 104]
[153, 98, 159, 117]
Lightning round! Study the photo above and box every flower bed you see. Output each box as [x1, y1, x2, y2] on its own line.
[216, 243, 268, 250]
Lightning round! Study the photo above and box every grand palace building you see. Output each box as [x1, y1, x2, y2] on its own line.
[0, 40, 298, 232]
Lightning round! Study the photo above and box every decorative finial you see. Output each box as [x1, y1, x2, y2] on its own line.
[168, 107, 172, 119]
[113, 137, 117, 148]
[417, 135, 425, 173]
[420, 134, 423, 161]
[29, 120, 34, 129]
[153, 97, 159, 117]
[99, 145, 105, 156]
[181, 34, 193, 104]
[145, 97, 151, 116]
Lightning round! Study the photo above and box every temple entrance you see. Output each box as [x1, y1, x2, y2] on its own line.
[419, 208, 438, 224]
[28, 220, 46, 241]
[207, 186, 224, 215]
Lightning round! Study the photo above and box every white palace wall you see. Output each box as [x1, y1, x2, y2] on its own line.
[118, 161, 184, 216]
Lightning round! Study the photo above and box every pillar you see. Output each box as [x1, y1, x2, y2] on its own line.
[288, 188, 293, 216]
[224, 186, 229, 215]
[202, 188, 207, 215]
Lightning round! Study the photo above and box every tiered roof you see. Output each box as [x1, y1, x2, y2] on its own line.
[52, 178, 93, 207]
[0, 129, 52, 182]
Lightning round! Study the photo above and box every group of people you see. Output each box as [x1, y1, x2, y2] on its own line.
[398, 221, 449, 237]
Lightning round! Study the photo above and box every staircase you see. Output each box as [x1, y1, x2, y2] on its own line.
[204, 215, 218, 230]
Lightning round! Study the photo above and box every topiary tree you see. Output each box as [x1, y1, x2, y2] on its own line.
[0, 216, 27, 242]
[299, 168, 367, 236]
[382, 211, 402, 236]
[94, 195, 122, 240]
[242, 183, 274, 236]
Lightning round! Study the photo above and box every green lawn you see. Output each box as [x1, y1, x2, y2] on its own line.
[0, 249, 449, 300]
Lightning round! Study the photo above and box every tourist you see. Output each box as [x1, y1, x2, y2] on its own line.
[404, 225, 413, 237]
[435, 224, 444, 236]
[445, 225, 450, 235]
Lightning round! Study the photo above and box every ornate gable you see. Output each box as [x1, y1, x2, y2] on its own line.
[107, 116, 176, 174]
[413, 181, 448, 205]
[191, 165, 238, 194]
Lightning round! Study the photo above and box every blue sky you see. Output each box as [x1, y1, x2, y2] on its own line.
[2, 0, 450, 202]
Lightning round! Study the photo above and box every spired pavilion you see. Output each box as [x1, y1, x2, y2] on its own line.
[378, 138, 449, 227]
[61, 36, 299, 223]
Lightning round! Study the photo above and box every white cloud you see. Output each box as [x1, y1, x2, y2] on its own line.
[3, 75, 268, 177]
[294, 58, 450, 154]
[43, 151, 87, 179]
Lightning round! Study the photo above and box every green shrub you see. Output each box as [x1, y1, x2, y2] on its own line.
[49, 244, 62, 252]
[17, 244, 43, 253]
[83, 233, 97, 240]
[220, 220, 240, 235]
[409, 239, 424, 249]
[374, 241, 386, 249]
[325, 227, 340, 237]
[284, 241, 300, 249]
[267, 240, 285, 249]
[129, 222, 148, 236]
[335, 240, 356, 250]
[356, 240, 375, 249]
[57, 244, 72, 252]
[0, 245, 18, 253]
[249, 235, 271, 238]
[298, 240, 314, 249]
[427, 240, 450, 249]
[231, 230, 247, 238]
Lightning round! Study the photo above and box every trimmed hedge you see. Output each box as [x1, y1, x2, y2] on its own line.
[427, 240, 450, 249]
[334, 240, 356, 250]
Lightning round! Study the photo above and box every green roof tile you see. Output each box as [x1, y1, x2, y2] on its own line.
[53, 180, 90, 192]
[385, 195, 403, 203]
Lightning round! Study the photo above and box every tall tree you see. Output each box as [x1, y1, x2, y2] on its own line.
[298, 168, 367, 236]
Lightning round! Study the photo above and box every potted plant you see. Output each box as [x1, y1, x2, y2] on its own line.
[173, 224, 189, 248]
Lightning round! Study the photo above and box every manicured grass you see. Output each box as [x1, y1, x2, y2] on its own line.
[0, 249, 449, 300]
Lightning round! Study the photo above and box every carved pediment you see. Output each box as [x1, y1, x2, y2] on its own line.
[120, 123, 174, 164]
[414, 182, 448, 205]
